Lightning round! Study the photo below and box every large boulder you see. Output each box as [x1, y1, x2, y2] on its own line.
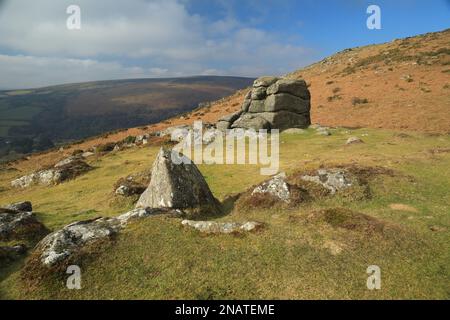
[259, 111, 311, 131]
[33, 207, 180, 267]
[264, 93, 310, 114]
[136, 148, 221, 215]
[36, 218, 122, 266]
[266, 79, 311, 100]
[231, 113, 271, 130]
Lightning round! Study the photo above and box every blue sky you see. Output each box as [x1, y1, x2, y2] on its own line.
[0, 0, 448, 89]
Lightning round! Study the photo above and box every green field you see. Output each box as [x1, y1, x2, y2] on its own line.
[0, 128, 449, 299]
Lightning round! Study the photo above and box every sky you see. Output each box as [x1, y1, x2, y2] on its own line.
[0, 0, 448, 89]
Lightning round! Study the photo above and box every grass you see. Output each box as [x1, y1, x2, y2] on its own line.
[0, 128, 449, 299]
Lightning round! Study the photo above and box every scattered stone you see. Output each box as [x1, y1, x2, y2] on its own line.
[0, 207, 48, 241]
[81, 151, 95, 158]
[114, 171, 151, 197]
[4, 201, 32, 212]
[136, 148, 221, 215]
[181, 220, 263, 234]
[323, 240, 343, 256]
[11, 160, 93, 189]
[346, 137, 364, 145]
[54, 156, 81, 168]
[252, 173, 291, 203]
[316, 128, 331, 136]
[300, 169, 356, 194]
[283, 128, 305, 134]
[429, 225, 447, 232]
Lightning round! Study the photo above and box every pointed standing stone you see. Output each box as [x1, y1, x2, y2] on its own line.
[136, 148, 220, 215]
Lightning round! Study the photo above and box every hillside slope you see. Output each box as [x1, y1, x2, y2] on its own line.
[5, 29, 449, 174]
[1, 29, 450, 300]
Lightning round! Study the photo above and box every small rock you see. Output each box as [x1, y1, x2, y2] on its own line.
[346, 137, 364, 145]
[82, 151, 95, 158]
[0, 208, 48, 241]
[317, 128, 331, 136]
[4, 201, 32, 212]
[300, 169, 355, 194]
[283, 128, 306, 134]
[429, 225, 447, 232]
[252, 173, 291, 203]
[181, 220, 263, 234]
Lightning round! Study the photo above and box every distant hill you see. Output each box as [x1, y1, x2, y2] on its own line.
[0, 76, 254, 160]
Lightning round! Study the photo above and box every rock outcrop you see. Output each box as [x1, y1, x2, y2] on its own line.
[217, 77, 311, 131]
[136, 148, 221, 215]
[11, 159, 93, 189]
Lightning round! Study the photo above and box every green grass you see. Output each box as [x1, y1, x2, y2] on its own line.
[0, 128, 449, 299]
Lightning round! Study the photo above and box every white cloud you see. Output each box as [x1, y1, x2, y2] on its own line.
[0, 0, 318, 88]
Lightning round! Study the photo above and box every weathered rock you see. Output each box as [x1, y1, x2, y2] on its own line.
[220, 76, 311, 131]
[0, 208, 48, 241]
[82, 151, 95, 158]
[231, 114, 271, 130]
[241, 98, 251, 112]
[36, 218, 121, 266]
[253, 76, 279, 88]
[252, 173, 291, 203]
[35, 208, 179, 267]
[283, 128, 306, 134]
[300, 169, 356, 194]
[346, 137, 364, 145]
[4, 201, 32, 212]
[251, 86, 267, 100]
[259, 111, 311, 130]
[11, 160, 93, 188]
[264, 93, 310, 114]
[316, 127, 331, 136]
[136, 148, 220, 215]
[266, 79, 310, 100]
[219, 111, 242, 123]
[247, 100, 266, 113]
[114, 171, 151, 197]
[181, 220, 263, 234]
[216, 121, 231, 132]
[54, 156, 81, 168]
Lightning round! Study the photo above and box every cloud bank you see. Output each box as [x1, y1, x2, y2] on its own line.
[0, 0, 316, 89]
